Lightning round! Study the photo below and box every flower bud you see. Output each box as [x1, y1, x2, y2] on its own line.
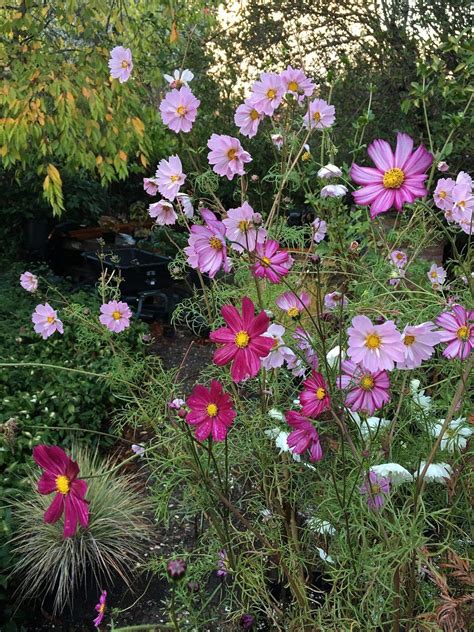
[240, 613, 255, 630]
[167, 559, 187, 580]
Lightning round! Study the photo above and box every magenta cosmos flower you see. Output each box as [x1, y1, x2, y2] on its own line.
[350, 132, 433, 219]
[155, 155, 185, 201]
[251, 72, 284, 115]
[159, 86, 200, 134]
[234, 98, 263, 138]
[338, 360, 390, 415]
[436, 305, 473, 360]
[312, 217, 327, 243]
[304, 98, 335, 130]
[252, 239, 293, 284]
[185, 209, 231, 278]
[99, 300, 132, 333]
[280, 65, 315, 100]
[207, 134, 252, 180]
[20, 271, 38, 292]
[397, 322, 442, 369]
[390, 250, 407, 269]
[186, 380, 236, 442]
[209, 296, 273, 382]
[143, 177, 159, 196]
[222, 201, 266, 252]
[276, 291, 310, 318]
[347, 315, 405, 372]
[149, 200, 178, 225]
[108, 46, 133, 83]
[285, 411, 323, 462]
[33, 445, 89, 538]
[32, 303, 64, 339]
[360, 470, 390, 510]
[93, 590, 107, 628]
[299, 371, 331, 418]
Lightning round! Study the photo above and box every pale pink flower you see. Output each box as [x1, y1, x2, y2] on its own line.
[143, 177, 159, 196]
[99, 300, 132, 333]
[435, 305, 473, 360]
[451, 183, 474, 224]
[276, 291, 310, 318]
[108, 46, 133, 83]
[324, 292, 347, 310]
[251, 72, 284, 115]
[207, 134, 252, 180]
[155, 155, 185, 201]
[427, 264, 446, 285]
[347, 315, 405, 372]
[397, 322, 443, 369]
[321, 184, 347, 198]
[32, 303, 64, 339]
[185, 209, 231, 279]
[338, 360, 390, 415]
[360, 471, 390, 510]
[318, 164, 342, 179]
[304, 98, 335, 130]
[279, 66, 315, 100]
[163, 68, 194, 88]
[223, 202, 266, 253]
[437, 161, 449, 172]
[390, 250, 407, 269]
[20, 271, 38, 293]
[271, 134, 284, 150]
[456, 171, 473, 188]
[149, 200, 177, 225]
[234, 99, 263, 138]
[159, 86, 200, 134]
[262, 324, 295, 369]
[312, 217, 327, 243]
[176, 193, 194, 218]
[433, 178, 455, 210]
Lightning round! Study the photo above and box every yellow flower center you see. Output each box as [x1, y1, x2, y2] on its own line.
[360, 375, 374, 391]
[383, 167, 405, 189]
[266, 88, 276, 99]
[396, 253, 404, 260]
[261, 256, 271, 267]
[121, 60, 129, 68]
[206, 403, 218, 417]
[171, 174, 180, 182]
[238, 219, 250, 232]
[370, 483, 381, 495]
[46, 316, 55, 324]
[235, 330, 250, 348]
[56, 475, 70, 495]
[288, 81, 298, 92]
[176, 105, 186, 116]
[430, 271, 438, 278]
[112, 310, 121, 321]
[456, 325, 469, 341]
[99, 603, 106, 614]
[227, 148, 237, 160]
[439, 191, 447, 199]
[313, 111, 321, 122]
[316, 387, 326, 400]
[287, 307, 300, 318]
[457, 200, 466, 207]
[209, 236, 223, 250]
[271, 337, 279, 349]
[365, 333, 381, 350]
[250, 109, 259, 120]
[301, 151, 311, 161]
[403, 335, 415, 346]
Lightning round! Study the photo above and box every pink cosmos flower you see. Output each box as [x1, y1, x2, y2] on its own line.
[299, 371, 330, 418]
[435, 305, 473, 360]
[451, 183, 474, 221]
[456, 171, 473, 188]
[223, 201, 266, 252]
[437, 161, 449, 172]
[279, 65, 315, 100]
[347, 315, 405, 372]
[143, 177, 159, 196]
[99, 300, 132, 333]
[217, 550, 229, 577]
[350, 132, 433, 219]
[271, 134, 284, 150]
[207, 134, 252, 180]
[338, 360, 390, 416]
[234, 99, 263, 138]
[251, 72, 284, 115]
[209, 296, 273, 382]
[262, 324, 295, 370]
[93, 590, 107, 628]
[252, 239, 292, 284]
[397, 322, 442, 369]
[32, 303, 64, 339]
[155, 155, 185, 201]
[321, 184, 348, 198]
[324, 291, 347, 311]
[20, 271, 38, 292]
[292, 327, 319, 368]
[276, 291, 310, 318]
[390, 250, 408, 269]
[312, 217, 327, 243]
[433, 178, 455, 210]
[186, 380, 236, 442]
[360, 470, 390, 510]
[149, 200, 178, 225]
[318, 164, 342, 179]
[108, 46, 133, 83]
[159, 86, 200, 134]
[304, 98, 335, 130]
[33, 445, 89, 538]
[185, 209, 231, 278]
[285, 411, 323, 462]
[176, 193, 194, 218]
[427, 264, 446, 285]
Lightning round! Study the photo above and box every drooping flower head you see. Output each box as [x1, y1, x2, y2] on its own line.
[338, 360, 390, 416]
[207, 134, 252, 180]
[427, 263, 446, 285]
[321, 184, 347, 198]
[285, 411, 323, 462]
[350, 132, 433, 219]
[185, 209, 231, 278]
[186, 380, 236, 442]
[33, 445, 89, 538]
[271, 133, 284, 150]
[234, 98, 263, 138]
[435, 304, 473, 360]
[252, 239, 292, 284]
[164, 68, 194, 88]
[149, 200, 178, 225]
[397, 322, 442, 369]
[223, 201, 266, 252]
[324, 291, 348, 311]
[32, 303, 64, 339]
[93, 590, 107, 628]
[390, 250, 408, 269]
[276, 291, 310, 319]
[299, 371, 330, 418]
[318, 164, 342, 179]
[312, 217, 327, 243]
[261, 323, 296, 370]
[108, 46, 133, 83]
[360, 470, 390, 510]
[279, 65, 315, 100]
[347, 315, 405, 372]
[209, 296, 273, 382]
[250, 72, 284, 115]
[304, 98, 335, 130]
[437, 161, 449, 173]
[155, 155, 186, 201]
[217, 549, 230, 577]
[20, 271, 38, 293]
[433, 178, 455, 210]
[159, 86, 200, 134]
[176, 193, 194, 218]
[99, 300, 132, 333]
[143, 177, 159, 196]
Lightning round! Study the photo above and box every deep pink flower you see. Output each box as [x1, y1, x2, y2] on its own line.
[299, 371, 330, 418]
[33, 445, 89, 538]
[209, 296, 273, 382]
[435, 305, 473, 360]
[223, 201, 266, 252]
[276, 291, 310, 318]
[32, 303, 64, 339]
[427, 264, 446, 285]
[285, 411, 323, 462]
[324, 291, 347, 311]
[20, 271, 38, 292]
[252, 239, 292, 283]
[304, 98, 335, 130]
[312, 217, 327, 243]
[149, 200, 178, 225]
[338, 360, 390, 415]
[207, 134, 252, 180]
[108, 46, 132, 83]
[350, 132, 433, 219]
[360, 470, 390, 510]
[347, 315, 405, 372]
[143, 177, 159, 196]
[390, 250, 407, 268]
[159, 86, 200, 134]
[99, 300, 132, 333]
[93, 590, 107, 628]
[279, 66, 314, 100]
[155, 155, 185, 201]
[234, 99, 263, 138]
[186, 380, 236, 441]
[433, 178, 455, 210]
[185, 209, 231, 278]
[251, 72, 284, 115]
[397, 322, 442, 369]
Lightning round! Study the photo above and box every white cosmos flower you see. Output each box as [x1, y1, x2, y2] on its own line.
[317, 163, 342, 179]
[307, 517, 336, 535]
[416, 461, 452, 483]
[320, 184, 348, 198]
[164, 68, 194, 86]
[410, 379, 432, 411]
[268, 409, 285, 422]
[326, 345, 345, 368]
[431, 417, 471, 451]
[370, 463, 413, 484]
[265, 427, 301, 462]
[348, 412, 391, 437]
